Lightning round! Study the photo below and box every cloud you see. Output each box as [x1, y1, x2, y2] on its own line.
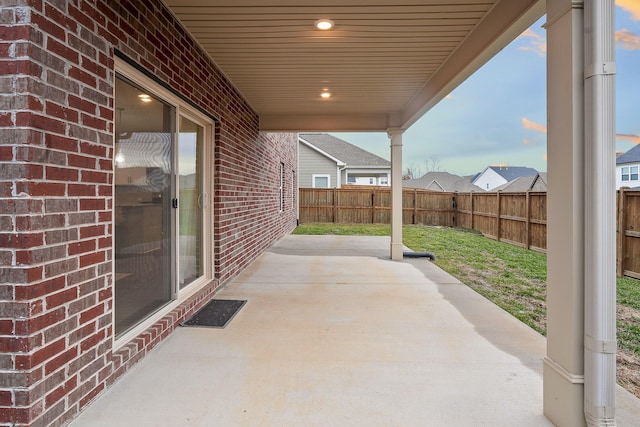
[519, 28, 543, 41]
[616, 29, 640, 50]
[617, 133, 640, 144]
[517, 28, 546, 56]
[617, 0, 640, 21]
[522, 117, 547, 134]
[522, 138, 533, 145]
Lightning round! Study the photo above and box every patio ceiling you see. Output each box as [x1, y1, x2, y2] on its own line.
[164, 0, 544, 132]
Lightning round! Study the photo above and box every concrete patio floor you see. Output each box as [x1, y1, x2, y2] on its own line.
[71, 235, 640, 426]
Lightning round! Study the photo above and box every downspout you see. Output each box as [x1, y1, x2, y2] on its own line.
[583, 0, 617, 425]
[335, 161, 347, 189]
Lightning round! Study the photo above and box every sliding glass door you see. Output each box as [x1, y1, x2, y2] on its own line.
[114, 73, 210, 338]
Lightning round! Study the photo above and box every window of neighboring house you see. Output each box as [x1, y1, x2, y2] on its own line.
[621, 166, 638, 181]
[379, 176, 388, 185]
[347, 176, 356, 184]
[369, 178, 374, 185]
[279, 162, 285, 211]
[622, 167, 629, 181]
[313, 174, 330, 188]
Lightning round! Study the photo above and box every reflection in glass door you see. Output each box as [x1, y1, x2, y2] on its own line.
[178, 116, 203, 289]
[114, 76, 173, 338]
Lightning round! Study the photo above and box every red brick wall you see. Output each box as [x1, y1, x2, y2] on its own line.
[0, 1, 297, 426]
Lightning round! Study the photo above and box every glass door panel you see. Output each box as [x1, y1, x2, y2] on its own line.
[114, 76, 173, 337]
[178, 116, 203, 288]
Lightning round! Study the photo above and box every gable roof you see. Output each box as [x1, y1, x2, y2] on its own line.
[403, 172, 485, 192]
[299, 133, 390, 168]
[493, 172, 547, 192]
[616, 144, 640, 165]
[299, 137, 345, 167]
[480, 166, 539, 182]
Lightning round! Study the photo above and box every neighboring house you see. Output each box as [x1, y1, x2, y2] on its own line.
[616, 145, 640, 189]
[402, 171, 485, 192]
[493, 172, 548, 192]
[472, 166, 539, 191]
[299, 133, 391, 188]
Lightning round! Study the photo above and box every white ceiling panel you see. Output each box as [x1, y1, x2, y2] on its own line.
[165, 0, 544, 131]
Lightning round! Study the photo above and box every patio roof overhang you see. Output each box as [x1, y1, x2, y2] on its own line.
[164, 0, 545, 132]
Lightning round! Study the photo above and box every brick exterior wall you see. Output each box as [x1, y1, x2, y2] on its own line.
[0, 1, 298, 426]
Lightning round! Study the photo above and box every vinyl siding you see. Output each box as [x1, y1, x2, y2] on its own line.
[299, 143, 339, 188]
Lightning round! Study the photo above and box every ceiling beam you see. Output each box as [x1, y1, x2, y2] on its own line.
[260, 114, 390, 132]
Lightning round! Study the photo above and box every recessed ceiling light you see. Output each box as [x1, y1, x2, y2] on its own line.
[315, 19, 334, 30]
[138, 94, 152, 103]
[320, 92, 331, 99]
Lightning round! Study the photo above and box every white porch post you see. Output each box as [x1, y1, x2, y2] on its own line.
[544, 1, 586, 425]
[583, 0, 617, 425]
[388, 129, 403, 260]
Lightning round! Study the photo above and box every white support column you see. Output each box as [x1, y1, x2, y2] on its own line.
[583, 1, 617, 425]
[388, 129, 403, 260]
[544, 1, 587, 426]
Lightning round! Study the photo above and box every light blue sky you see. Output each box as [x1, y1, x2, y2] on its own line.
[332, 3, 640, 177]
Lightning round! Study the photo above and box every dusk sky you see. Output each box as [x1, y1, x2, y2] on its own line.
[332, 2, 640, 177]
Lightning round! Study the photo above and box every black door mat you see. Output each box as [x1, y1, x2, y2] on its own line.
[181, 299, 247, 328]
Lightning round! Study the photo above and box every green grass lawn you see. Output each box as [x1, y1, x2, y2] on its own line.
[293, 222, 640, 396]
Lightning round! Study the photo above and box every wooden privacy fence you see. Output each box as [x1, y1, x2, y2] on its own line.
[453, 191, 547, 252]
[299, 188, 640, 278]
[617, 189, 640, 279]
[299, 188, 546, 251]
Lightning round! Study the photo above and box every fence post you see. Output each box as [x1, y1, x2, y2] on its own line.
[333, 188, 338, 223]
[616, 188, 625, 277]
[371, 188, 375, 224]
[525, 191, 531, 249]
[413, 188, 418, 225]
[496, 191, 501, 241]
[453, 192, 458, 227]
[470, 191, 474, 231]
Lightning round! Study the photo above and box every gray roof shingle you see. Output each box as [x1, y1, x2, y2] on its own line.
[493, 173, 547, 192]
[616, 144, 640, 164]
[300, 133, 390, 167]
[486, 166, 538, 181]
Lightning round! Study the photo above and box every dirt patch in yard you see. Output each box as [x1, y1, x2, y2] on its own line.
[617, 306, 640, 398]
[453, 259, 547, 334]
[618, 351, 640, 398]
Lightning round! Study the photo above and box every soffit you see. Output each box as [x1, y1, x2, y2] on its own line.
[164, 0, 544, 132]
